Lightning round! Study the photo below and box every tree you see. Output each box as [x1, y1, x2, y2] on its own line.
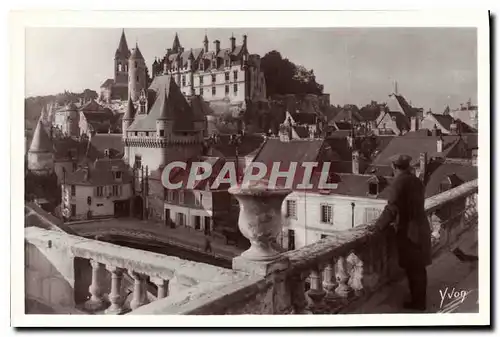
[260, 50, 324, 97]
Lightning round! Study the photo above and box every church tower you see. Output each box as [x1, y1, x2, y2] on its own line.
[114, 29, 131, 87]
[128, 43, 147, 102]
[122, 96, 136, 139]
[28, 119, 54, 175]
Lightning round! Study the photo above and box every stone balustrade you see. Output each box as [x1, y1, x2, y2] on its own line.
[131, 179, 477, 315]
[25, 179, 478, 315]
[24, 226, 248, 314]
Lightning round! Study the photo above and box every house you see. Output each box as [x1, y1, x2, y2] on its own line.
[369, 131, 470, 177]
[61, 158, 133, 220]
[420, 112, 477, 134]
[280, 155, 478, 250]
[374, 93, 423, 135]
[449, 100, 478, 130]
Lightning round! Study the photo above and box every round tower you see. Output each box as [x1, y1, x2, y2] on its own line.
[156, 88, 170, 167]
[128, 43, 147, 102]
[122, 97, 136, 139]
[28, 119, 54, 175]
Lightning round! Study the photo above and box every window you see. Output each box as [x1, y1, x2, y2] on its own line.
[112, 185, 120, 197]
[195, 193, 202, 206]
[135, 61, 137, 68]
[72, 162, 77, 172]
[179, 190, 184, 204]
[96, 186, 104, 197]
[70, 185, 76, 197]
[286, 200, 297, 219]
[288, 229, 295, 251]
[211, 74, 216, 83]
[233, 84, 238, 95]
[321, 234, 329, 239]
[118, 63, 122, 72]
[115, 171, 122, 180]
[225, 72, 230, 81]
[364, 208, 382, 223]
[177, 213, 186, 226]
[167, 190, 174, 202]
[70, 204, 76, 217]
[225, 85, 229, 95]
[182, 75, 186, 87]
[212, 86, 216, 96]
[233, 70, 238, 81]
[136, 75, 139, 82]
[96, 203, 103, 207]
[368, 183, 378, 195]
[225, 59, 229, 68]
[158, 129, 164, 137]
[200, 88, 204, 96]
[320, 204, 333, 224]
[199, 75, 204, 85]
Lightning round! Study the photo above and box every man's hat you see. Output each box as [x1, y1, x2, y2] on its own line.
[388, 154, 412, 168]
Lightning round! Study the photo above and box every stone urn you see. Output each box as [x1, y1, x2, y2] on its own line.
[229, 179, 291, 262]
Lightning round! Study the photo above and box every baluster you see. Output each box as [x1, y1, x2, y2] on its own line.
[335, 256, 353, 298]
[346, 252, 364, 296]
[84, 259, 108, 311]
[151, 277, 169, 299]
[322, 261, 336, 301]
[288, 272, 307, 314]
[105, 266, 126, 315]
[129, 270, 150, 310]
[306, 265, 326, 313]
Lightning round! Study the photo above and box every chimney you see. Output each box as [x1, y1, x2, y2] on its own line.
[410, 116, 418, 132]
[230, 34, 236, 52]
[243, 35, 247, 48]
[83, 166, 90, 181]
[437, 136, 443, 153]
[352, 150, 360, 174]
[214, 40, 220, 54]
[450, 122, 458, 135]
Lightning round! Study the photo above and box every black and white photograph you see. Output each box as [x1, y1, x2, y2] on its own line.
[10, 10, 490, 327]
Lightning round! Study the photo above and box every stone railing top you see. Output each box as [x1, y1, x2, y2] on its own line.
[424, 179, 477, 213]
[284, 178, 478, 273]
[25, 227, 248, 286]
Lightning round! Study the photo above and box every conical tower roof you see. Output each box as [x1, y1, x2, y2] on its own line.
[124, 97, 136, 120]
[115, 29, 131, 59]
[29, 119, 53, 153]
[130, 43, 144, 60]
[172, 33, 181, 51]
[158, 88, 170, 120]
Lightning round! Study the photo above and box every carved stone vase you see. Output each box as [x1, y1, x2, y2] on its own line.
[229, 181, 291, 262]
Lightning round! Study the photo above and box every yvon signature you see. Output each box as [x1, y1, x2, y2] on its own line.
[439, 287, 473, 312]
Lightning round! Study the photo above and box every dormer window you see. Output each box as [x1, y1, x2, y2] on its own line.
[115, 171, 122, 180]
[367, 175, 385, 196]
[368, 182, 378, 195]
[225, 59, 229, 68]
[104, 149, 110, 157]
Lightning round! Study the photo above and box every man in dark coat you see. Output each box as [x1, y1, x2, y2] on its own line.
[375, 154, 432, 311]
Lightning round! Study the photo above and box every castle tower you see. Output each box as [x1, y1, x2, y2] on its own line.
[28, 119, 54, 175]
[156, 88, 170, 167]
[114, 29, 131, 86]
[203, 33, 209, 52]
[128, 43, 147, 102]
[122, 96, 136, 139]
[172, 33, 181, 53]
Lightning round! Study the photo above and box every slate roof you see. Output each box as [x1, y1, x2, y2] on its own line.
[90, 134, 124, 157]
[293, 125, 310, 138]
[168, 157, 235, 191]
[29, 119, 53, 153]
[324, 173, 393, 199]
[65, 158, 132, 186]
[115, 30, 131, 59]
[79, 99, 110, 113]
[372, 135, 460, 167]
[130, 45, 144, 60]
[429, 113, 477, 134]
[424, 162, 478, 198]
[206, 133, 265, 158]
[128, 75, 195, 132]
[290, 112, 317, 125]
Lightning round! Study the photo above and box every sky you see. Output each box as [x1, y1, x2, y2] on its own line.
[25, 27, 477, 112]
